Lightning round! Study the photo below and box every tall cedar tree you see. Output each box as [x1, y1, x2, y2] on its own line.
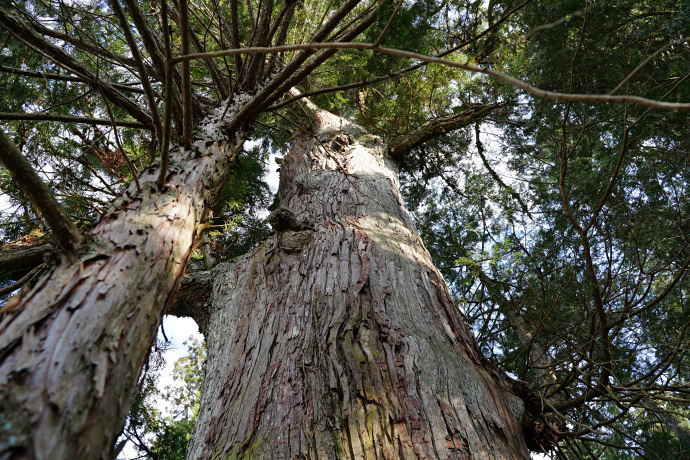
[0, 0, 688, 458]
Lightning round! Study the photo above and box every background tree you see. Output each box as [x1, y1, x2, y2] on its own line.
[0, 0, 688, 458]
[119, 336, 205, 460]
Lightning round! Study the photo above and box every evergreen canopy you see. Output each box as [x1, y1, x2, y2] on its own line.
[1, 0, 689, 458]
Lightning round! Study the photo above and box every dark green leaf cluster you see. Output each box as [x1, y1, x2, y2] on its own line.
[398, 0, 690, 457]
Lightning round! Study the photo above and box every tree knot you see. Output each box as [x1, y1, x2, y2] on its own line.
[330, 134, 352, 152]
[267, 206, 312, 233]
[522, 409, 566, 453]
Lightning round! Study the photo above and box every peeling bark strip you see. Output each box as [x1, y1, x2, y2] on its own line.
[189, 112, 530, 458]
[0, 104, 245, 459]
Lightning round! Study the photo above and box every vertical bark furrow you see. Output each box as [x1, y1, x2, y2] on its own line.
[189, 118, 530, 458]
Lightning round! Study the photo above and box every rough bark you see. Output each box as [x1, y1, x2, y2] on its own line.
[188, 107, 530, 458]
[0, 103, 245, 460]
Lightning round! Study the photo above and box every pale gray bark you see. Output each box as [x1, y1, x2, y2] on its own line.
[188, 107, 530, 458]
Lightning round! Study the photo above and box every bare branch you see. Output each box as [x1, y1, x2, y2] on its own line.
[222, 0, 369, 133]
[610, 249, 690, 329]
[244, 0, 273, 90]
[109, 0, 163, 145]
[0, 264, 45, 297]
[0, 128, 83, 254]
[121, 0, 167, 80]
[610, 37, 690, 94]
[259, 6, 379, 111]
[178, 0, 193, 147]
[0, 112, 149, 129]
[0, 65, 146, 93]
[233, 1, 378, 127]
[176, 42, 690, 111]
[183, 9, 230, 98]
[373, 0, 403, 46]
[265, 1, 297, 76]
[9, 10, 151, 77]
[268, 0, 531, 111]
[228, 0, 244, 72]
[473, 121, 531, 217]
[158, 0, 175, 189]
[97, 90, 141, 192]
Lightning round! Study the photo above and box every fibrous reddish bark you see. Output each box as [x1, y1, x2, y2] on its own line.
[0, 103, 245, 460]
[188, 106, 530, 458]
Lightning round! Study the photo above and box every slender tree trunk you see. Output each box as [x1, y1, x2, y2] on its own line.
[188, 106, 530, 458]
[0, 104, 244, 460]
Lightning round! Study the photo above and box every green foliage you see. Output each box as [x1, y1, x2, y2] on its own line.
[2, 0, 690, 457]
[205, 146, 272, 261]
[122, 337, 206, 460]
[399, 0, 690, 456]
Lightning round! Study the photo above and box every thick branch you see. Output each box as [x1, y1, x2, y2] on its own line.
[121, 0, 168, 80]
[158, 0, 174, 189]
[257, 6, 379, 113]
[110, 0, 163, 144]
[264, 0, 297, 74]
[228, 0, 243, 72]
[243, 0, 273, 90]
[269, 0, 530, 111]
[178, 0, 193, 147]
[166, 260, 213, 336]
[388, 104, 500, 157]
[227, 1, 376, 131]
[0, 128, 83, 254]
[219, 0, 366, 133]
[186, 24, 230, 99]
[0, 242, 52, 273]
[9, 13, 150, 78]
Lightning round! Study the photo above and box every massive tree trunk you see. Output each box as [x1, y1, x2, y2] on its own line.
[0, 104, 244, 460]
[188, 105, 530, 458]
